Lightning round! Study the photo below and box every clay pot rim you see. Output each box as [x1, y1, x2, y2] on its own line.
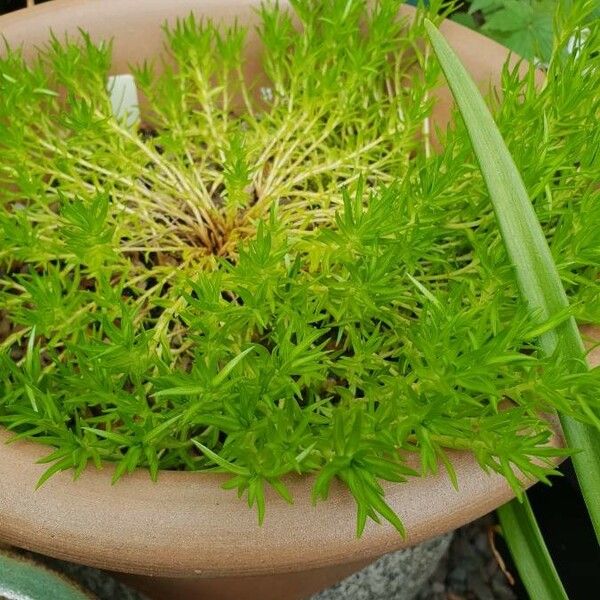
[0, 428, 565, 578]
[0, 0, 569, 580]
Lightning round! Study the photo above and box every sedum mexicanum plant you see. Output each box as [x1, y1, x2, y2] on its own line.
[0, 0, 599, 535]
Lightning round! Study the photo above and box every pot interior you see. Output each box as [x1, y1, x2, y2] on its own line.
[0, 0, 519, 133]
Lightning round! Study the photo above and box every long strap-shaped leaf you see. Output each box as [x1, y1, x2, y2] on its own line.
[423, 19, 600, 538]
[497, 496, 568, 600]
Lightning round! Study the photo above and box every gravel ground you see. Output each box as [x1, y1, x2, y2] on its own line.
[34, 515, 517, 600]
[416, 516, 517, 600]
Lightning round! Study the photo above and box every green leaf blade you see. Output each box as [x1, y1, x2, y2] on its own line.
[498, 497, 568, 600]
[423, 18, 600, 541]
[424, 18, 575, 359]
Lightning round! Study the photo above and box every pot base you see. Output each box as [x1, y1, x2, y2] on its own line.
[115, 535, 451, 600]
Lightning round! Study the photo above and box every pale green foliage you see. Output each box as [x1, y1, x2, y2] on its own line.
[0, 0, 599, 535]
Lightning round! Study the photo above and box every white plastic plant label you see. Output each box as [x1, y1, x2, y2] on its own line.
[107, 74, 140, 128]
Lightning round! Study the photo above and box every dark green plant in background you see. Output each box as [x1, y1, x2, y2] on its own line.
[452, 0, 600, 63]
[0, 0, 599, 542]
[453, 0, 555, 61]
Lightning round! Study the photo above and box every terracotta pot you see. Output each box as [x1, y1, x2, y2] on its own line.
[0, 2, 592, 599]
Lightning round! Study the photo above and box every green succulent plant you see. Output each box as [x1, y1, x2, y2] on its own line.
[0, 0, 599, 536]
